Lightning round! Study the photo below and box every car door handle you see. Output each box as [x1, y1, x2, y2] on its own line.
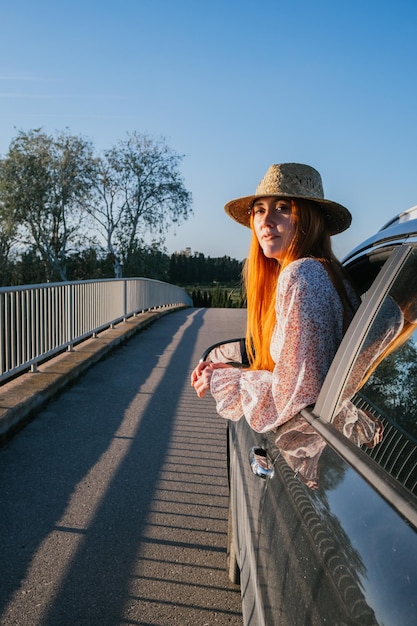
[249, 447, 275, 479]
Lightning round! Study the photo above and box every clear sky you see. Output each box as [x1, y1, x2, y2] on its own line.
[1, 0, 416, 262]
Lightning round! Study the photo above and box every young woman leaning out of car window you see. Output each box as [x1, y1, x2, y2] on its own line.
[191, 163, 360, 434]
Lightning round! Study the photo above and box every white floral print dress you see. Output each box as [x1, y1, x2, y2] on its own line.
[210, 257, 359, 433]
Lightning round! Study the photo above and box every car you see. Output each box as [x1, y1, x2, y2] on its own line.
[202, 206, 417, 626]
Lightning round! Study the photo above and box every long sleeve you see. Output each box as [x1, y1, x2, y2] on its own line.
[210, 258, 356, 433]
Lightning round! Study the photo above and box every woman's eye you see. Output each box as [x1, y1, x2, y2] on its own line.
[252, 202, 291, 216]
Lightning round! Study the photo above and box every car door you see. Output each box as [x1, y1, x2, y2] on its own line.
[248, 244, 417, 625]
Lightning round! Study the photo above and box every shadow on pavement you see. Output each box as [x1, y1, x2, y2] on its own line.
[0, 308, 244, 625]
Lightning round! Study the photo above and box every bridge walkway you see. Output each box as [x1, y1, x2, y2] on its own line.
[0, 307, 246, 626]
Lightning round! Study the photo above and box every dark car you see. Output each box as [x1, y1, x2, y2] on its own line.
[202, 206, 417, 626]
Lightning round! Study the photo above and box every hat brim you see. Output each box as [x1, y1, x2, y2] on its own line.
[224, 194, 352, 235]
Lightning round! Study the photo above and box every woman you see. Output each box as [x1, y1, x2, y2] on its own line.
[191, 163, 360, 433]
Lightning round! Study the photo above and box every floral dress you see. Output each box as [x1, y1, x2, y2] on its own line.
[210, 257, 359, 433]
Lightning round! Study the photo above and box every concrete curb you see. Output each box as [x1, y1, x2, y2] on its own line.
[0, 306, 185, 443]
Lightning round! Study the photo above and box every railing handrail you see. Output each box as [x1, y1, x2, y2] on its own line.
[0, 276, 184, 293]
[0, 277, 192, 385]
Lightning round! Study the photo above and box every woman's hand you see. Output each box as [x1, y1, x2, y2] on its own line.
[191, 361, 232, 398]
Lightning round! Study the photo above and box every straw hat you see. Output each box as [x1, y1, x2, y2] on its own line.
[224, 163, 352, 235]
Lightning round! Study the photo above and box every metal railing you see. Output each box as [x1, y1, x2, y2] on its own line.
[0, 278, 193, 384]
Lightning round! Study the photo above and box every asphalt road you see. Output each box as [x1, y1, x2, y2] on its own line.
[0, 307, 247, 626]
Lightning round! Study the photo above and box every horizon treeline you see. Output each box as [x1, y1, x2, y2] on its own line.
[0, 246, 244, 286]
[0, 246, 246, 308]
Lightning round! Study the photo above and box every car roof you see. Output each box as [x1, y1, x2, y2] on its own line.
[343, 205, 417, 265]
[343, 205, 417, 295]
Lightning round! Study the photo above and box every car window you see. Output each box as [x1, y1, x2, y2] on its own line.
[332, 247, 417, 496]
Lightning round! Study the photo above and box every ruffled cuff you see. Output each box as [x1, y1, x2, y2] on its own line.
[210, 368, 243, 421]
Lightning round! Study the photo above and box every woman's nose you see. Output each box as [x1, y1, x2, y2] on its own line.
[262, 208, 277, 226]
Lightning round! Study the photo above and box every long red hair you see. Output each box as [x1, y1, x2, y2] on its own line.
[243, 198, 356, 370]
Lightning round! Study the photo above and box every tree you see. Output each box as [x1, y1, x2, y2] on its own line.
[86, 132, 193, 278]
[0, 129, 95, 281]
[9, 247, 46, 285]
[0, 199, 18, 285]
[364, 337, 417, 439]
[122, 242, 170, 280]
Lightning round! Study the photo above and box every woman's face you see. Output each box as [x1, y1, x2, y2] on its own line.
[252, 197, 296, 261]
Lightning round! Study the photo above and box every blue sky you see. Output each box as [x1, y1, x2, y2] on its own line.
[1, 0, 416, 262]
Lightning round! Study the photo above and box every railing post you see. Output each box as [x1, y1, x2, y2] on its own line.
[67, 283, 74, 352]
[123, 279, 128, 322]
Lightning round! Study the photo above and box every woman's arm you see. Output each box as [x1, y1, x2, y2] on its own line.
[210, 260, 348, 432]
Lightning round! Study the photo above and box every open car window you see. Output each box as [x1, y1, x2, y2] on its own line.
[202, 338, 248, 367]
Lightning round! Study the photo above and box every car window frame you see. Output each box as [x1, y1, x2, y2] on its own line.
[315, 244, 412, 421]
